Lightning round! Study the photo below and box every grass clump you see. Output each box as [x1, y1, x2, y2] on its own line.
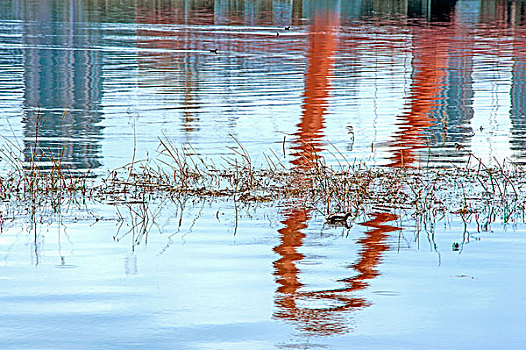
[0, 133, 524, 230]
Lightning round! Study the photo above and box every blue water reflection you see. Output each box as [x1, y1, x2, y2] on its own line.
[2, 0, 526, 349]
[1, 0, 526, 170]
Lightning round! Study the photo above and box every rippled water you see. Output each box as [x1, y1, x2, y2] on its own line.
[2, 0, 526, 170]
[1, 0, 526, 349]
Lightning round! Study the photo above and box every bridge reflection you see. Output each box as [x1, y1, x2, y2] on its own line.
[8, 0, 526, 170]
[388, 25, 447, 168]
[273, 9, 336, 316]
[274, 210, 399, 335]
[272, 8, 400, 336]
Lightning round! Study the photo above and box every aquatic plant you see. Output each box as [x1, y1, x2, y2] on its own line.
[0, 132, 523, 235]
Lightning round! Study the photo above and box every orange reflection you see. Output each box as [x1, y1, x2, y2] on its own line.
[272, 9, 337, 305]
[290, 11, 335, 168]
[273, 10, 399, 336]
[349, 213, 399, 289]
[274, 209, 308, 295]
[273, 8, 337, 298]
[388, 26, 449, 167]
[272, 9, 336, 334]
[274, 212, 400, 336]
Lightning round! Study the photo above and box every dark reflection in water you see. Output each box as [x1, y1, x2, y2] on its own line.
[429, 0, 458, 22]
[15, 0, 104, 170]
[511, 40, 526, 161]
[135, 0, 215, 25]
[429, 23, 474, 159]
[383, 0, 526, 166]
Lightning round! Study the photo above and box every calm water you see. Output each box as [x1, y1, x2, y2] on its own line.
[1, 0, 526, 349]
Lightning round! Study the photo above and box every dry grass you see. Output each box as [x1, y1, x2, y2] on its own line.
[0, 132, 524, 232]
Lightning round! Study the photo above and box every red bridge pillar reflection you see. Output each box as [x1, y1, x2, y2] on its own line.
[274, 209, 400, 335]
[273, 10, 337, 298]
[388, 26, 449, 167]
[273, 10, 400, 336]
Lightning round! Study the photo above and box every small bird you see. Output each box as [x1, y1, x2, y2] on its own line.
[276, 32, 280, 37]
[452, 242, 460, 251]
[326, 212, 353, 227]
[209, 49, 218, 54]
[284, 26, 291, 30]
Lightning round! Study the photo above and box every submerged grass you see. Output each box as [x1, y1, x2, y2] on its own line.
[0, 133, 525, 232]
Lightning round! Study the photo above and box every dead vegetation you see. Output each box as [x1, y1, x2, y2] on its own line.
[0, 131, 524, 232]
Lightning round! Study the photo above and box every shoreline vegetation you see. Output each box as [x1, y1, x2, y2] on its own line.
[0, 133, 525, 235]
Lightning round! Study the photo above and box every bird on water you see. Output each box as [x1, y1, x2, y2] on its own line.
[326, 212, 353, 226]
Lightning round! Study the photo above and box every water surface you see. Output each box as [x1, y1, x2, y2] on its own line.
[2, 0, 526, 170]
[1, 0, 526, 349]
